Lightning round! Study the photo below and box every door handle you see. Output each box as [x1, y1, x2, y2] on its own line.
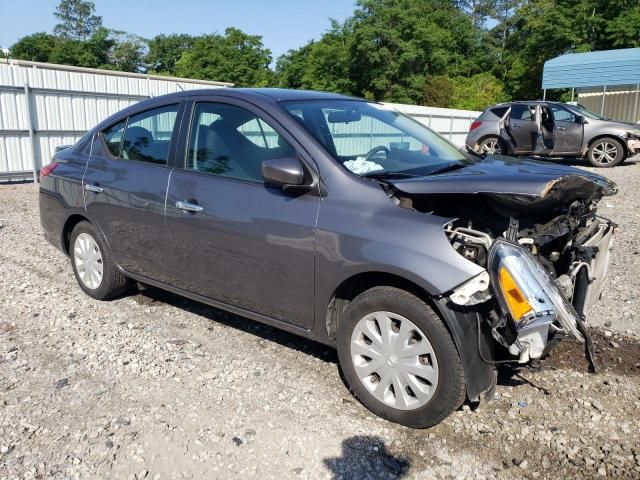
[176, 201, 204, 213]
[557, 127, 566, 131]
[511, 124, 521, 128]
[84, 183, 103, 193]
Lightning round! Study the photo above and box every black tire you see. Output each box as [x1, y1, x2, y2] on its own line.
[477, 136, 502, 155]
[337, 286, 466, 428]
[69, 221, 130, 300]
[587, 137, 625, 167]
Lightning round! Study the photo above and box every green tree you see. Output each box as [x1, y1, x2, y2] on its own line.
[53, 0, 102, 40]
[175, 28, 273, 86]
[10, 33, 59, 62]
[422, 75, 455, 107]
[275, 43, 314, 89]
[146, 34, 195, 75]
[108, 32, 147, 72]
[48, 27, 113, 69]
[451, 72, 507, 110]
[607, 7, 640, 47]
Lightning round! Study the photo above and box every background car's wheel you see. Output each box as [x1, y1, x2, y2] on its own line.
[587, 137, 625, 167]
[70, 221, 130, 300]
[337, 286, 466, 428]
[477, 137, 502, 155]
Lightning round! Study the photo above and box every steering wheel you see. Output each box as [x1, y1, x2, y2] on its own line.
[364, 145, 390, 161]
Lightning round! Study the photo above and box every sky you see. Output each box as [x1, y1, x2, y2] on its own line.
[0, 0, 356, 60]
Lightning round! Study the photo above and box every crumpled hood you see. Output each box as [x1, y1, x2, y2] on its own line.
[388, 156, 617, 210]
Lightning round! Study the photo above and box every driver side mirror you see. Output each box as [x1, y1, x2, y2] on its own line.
[576, 115, 587, 124]
[262, 157, 308, 191]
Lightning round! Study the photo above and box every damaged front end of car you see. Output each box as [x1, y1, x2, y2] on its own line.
[388, 161, 617, 369]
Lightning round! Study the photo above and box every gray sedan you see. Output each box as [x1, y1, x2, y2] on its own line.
[466, 101, 640, 167]
[40, 89, 616, 428]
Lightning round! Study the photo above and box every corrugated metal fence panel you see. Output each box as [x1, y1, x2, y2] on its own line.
[386, 102, 480, 147]
[0, 60, 230, 180]
[578, 88, 640, 124]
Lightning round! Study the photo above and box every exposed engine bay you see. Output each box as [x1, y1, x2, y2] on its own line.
[387, 174, 617, 367]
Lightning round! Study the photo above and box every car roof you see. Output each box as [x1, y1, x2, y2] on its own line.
[146, 87, 361, 104]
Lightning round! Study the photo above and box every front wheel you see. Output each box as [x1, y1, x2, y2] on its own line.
[587, 137, 625, 167]
[337, 286, 466, 428]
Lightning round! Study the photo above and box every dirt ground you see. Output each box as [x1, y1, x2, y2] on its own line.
[1, 157, 640, 479]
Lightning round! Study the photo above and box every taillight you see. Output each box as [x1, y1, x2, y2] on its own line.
[39, 162, 59, 181]
[469, 120, 482, 131]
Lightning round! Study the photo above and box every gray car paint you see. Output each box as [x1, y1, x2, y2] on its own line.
[466, 100, 638, 158]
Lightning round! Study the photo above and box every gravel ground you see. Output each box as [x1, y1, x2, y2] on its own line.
[1, 158, 640, 479]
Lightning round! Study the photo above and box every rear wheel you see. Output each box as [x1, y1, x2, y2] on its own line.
[587, 137, 624, 167]
[337, 286, 466, 428]
[70, 221, 130, 300]
[477, 137, 502, 155]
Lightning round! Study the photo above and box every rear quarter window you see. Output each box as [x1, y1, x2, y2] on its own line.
[490, 106, 509, 118]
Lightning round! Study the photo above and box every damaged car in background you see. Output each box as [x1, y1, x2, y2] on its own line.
[40, 89, 616, 428]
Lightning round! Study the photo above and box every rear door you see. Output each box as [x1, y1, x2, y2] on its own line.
[549, 104, 583, 154]
[161, 97, 320, 329]
[507, 104, 537, 153]
[83, 103, 183, 279]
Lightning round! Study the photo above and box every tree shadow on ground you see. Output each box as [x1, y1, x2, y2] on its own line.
[323, 436, 410, 480]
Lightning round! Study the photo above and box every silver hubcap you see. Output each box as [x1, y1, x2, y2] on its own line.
[73, 233, 103, 289]
[350, 311, 439, 411]
[481, 139, 501, 154]
[592, 142, 618, 165]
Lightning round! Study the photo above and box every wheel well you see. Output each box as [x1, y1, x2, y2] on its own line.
[62, 214, 89, 255]
[325, 272, 431, 341]
[586, 135, 628, 158]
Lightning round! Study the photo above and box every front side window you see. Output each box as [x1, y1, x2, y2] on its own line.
[281, 100, 471, 177]
[102, 104, 179, 165]
[187, 102, 294, 182]
[550, 105, 576, 123]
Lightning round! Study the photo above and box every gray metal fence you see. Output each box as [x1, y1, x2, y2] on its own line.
[0, 59, 230, 182]
[0, 60, 480, 182]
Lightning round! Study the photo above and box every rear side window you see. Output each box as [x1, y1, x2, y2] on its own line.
[102, 104, 179, 165]
[511, 104, 535, 121]
[103, 121, 126, 157]
[490, 106, 509, 118]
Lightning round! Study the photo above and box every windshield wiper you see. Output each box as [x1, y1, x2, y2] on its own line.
[362, 171, 417, 179]
[426, 163, 466, 176]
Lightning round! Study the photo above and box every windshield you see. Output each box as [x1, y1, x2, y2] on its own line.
[280, 100, 472, 177]
[570, 104, 607, 120]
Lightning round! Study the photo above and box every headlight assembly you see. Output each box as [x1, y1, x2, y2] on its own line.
[488, 239, 583, 341]
[627, 129, 640, 138]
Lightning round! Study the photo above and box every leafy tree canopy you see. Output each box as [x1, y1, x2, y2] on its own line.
[54, 0, 102, 40]
[174, 28, 273, 86]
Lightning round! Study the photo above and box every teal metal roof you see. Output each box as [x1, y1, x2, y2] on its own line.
[542, 48, 640, 89]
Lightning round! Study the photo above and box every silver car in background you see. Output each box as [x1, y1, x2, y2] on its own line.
[466, 101, 640, 167]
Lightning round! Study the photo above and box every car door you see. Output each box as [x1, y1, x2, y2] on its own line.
[507, 104, 537, 153]
[83, 102, 183, 279]
[162, 98, 320, 329]
[549, 104, 583, 154]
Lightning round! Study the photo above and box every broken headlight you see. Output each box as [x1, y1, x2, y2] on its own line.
[626, 129, 640, 138]
[488, 239, 583, 342]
